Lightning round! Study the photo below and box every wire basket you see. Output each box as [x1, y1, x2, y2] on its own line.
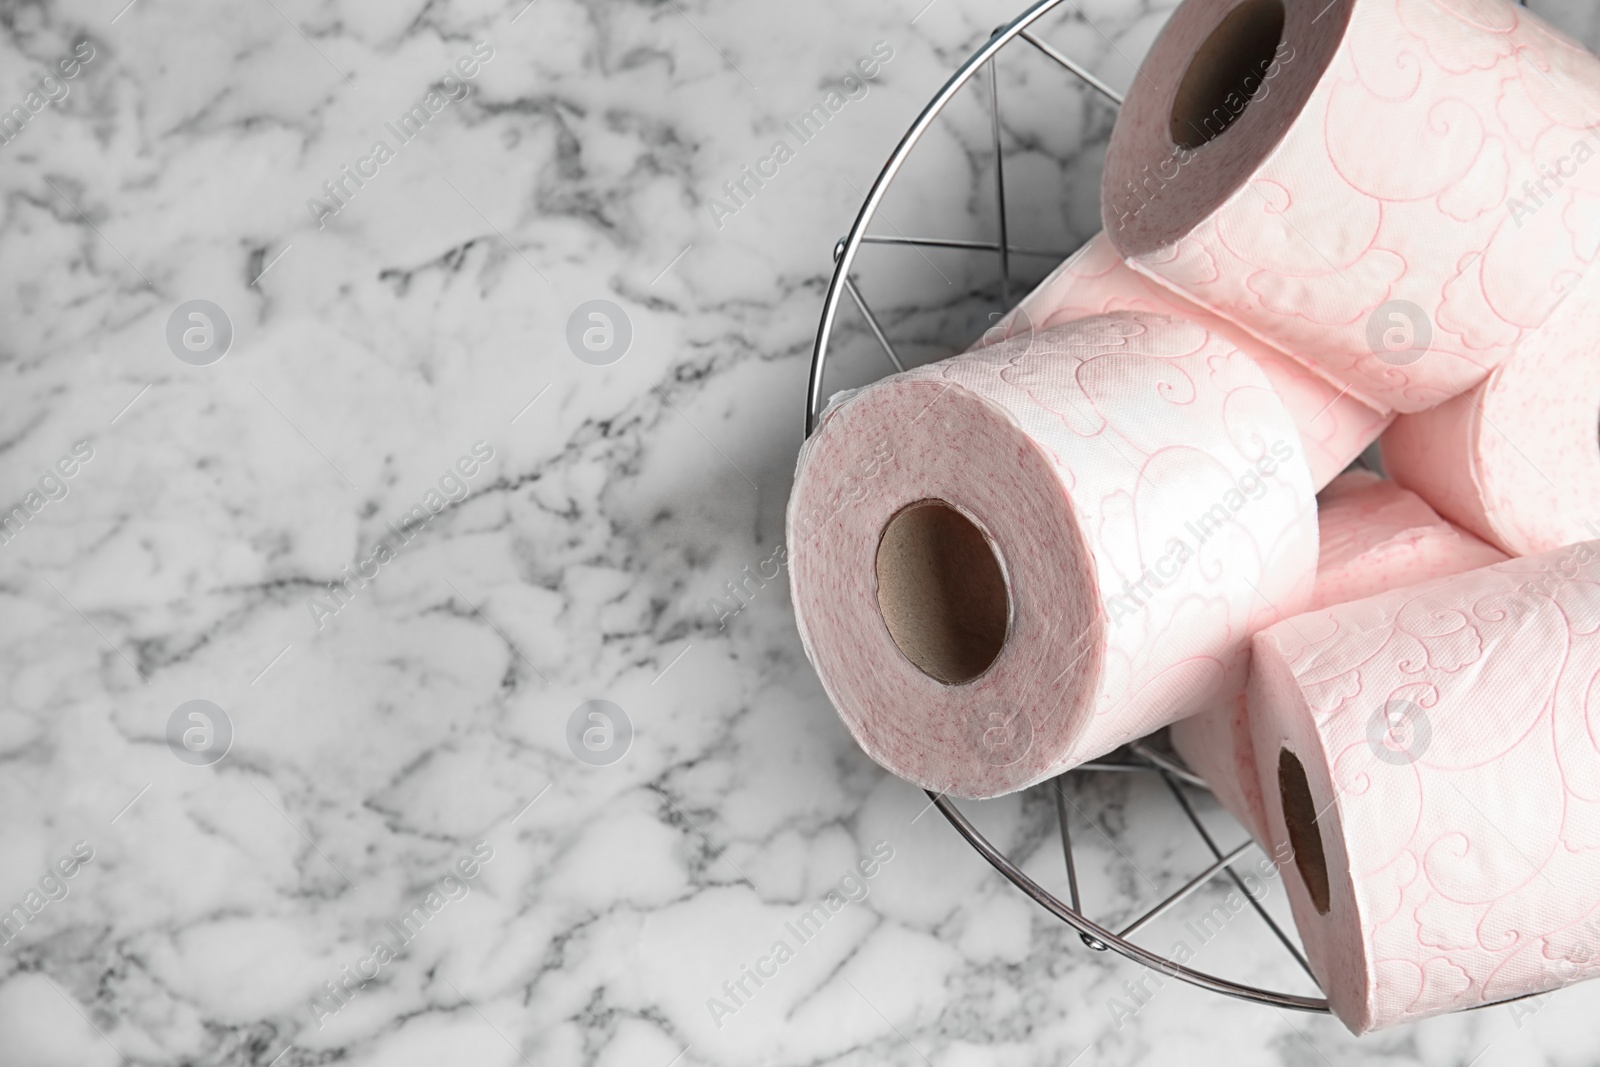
[802, 0, 1331, 1012]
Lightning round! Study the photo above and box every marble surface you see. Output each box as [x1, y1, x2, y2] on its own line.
[3, 0, 1600, 1064]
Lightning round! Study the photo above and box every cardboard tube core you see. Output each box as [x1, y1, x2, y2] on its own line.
[875, 500, 1009, 685]
[1279, 746, 1331, 915]
[1170, 0, 1285, 150]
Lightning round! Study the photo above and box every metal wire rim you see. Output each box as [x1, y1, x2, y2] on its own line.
[933, 757, 1327, 1011]
[801, 0, 1331, 1011]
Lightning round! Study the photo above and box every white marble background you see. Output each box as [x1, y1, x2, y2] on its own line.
[3, 0, 1599, 1064]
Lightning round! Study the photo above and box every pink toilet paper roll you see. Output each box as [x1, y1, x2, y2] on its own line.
[1250, 541, 1600, 1032]
[976, 232, 1392, 488]
[1103, 0, 1600, 413]
[1171, 471, 1505, 842]
[1381, 275, 1600, 557]
[789, 312, 1318, 798]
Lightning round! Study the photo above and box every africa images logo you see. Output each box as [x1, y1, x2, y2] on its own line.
[566, 700, 632, 766]
[167, 700, 233, 767]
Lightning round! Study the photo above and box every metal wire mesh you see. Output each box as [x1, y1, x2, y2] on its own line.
[803, 0, 1549, 1016]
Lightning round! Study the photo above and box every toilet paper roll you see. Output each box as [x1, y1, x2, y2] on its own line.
[1249, 541, 1600, 1032]
[1381, 273, 1600, 556]
[1171, 471, 1505, 842]
[788, 311, 1318, 798]
[1103, 0, 1600, 413]
[1310, 470, 1509, 606]
[978, 232, 1392, 488]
